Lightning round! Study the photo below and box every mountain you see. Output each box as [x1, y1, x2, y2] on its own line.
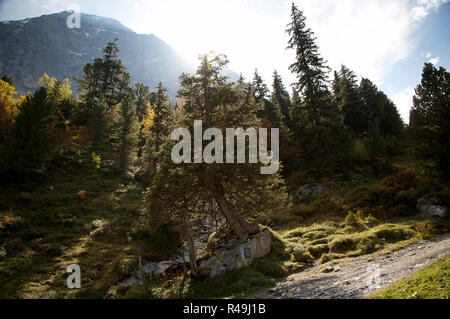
[0, 11, 236, 98]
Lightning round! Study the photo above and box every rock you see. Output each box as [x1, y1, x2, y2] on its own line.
[19, 192, 32, 202]
[417, 197, 447, 218]
[199, 230, 272, 278]
[295, 184, 325, 201]
[322, 265, 334, 273]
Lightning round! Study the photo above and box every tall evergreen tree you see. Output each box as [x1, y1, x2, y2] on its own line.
[286, 3, 350, 174]
[359, 78, 403, 136]
[252, 69, 282, 127]
[2, 88, 56, 175]
[146, 82, 172, 169]
[333, 65, 367, 134]
[272, 70, 291, 125]
[75, 39, 131, 154]
[134, 82, 152, 158]
[410, 63, 450, 178]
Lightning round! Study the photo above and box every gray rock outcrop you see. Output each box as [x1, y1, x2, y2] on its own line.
[417, 197, 447, 218]
[199, 229, 272, 278]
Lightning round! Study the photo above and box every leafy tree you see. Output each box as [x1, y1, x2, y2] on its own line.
[0, 79, 23, 144]
[410, 63, 450, 178]
[286, 3, 351, 174]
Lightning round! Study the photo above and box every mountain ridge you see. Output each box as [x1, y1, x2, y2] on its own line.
[0, 11, 236, 98]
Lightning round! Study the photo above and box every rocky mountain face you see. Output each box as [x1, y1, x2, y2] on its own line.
[0, 11, 196, 97]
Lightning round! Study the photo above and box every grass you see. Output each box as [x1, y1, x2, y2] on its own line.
[371, 254, 450, 299]
[1, 162, 449, 299]
[0, 165, 175, 299]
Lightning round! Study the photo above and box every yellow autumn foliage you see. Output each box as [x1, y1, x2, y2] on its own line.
[141, 102, 155, 138]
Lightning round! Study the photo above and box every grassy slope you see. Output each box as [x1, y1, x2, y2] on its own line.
[0, 165, 177, 298]
[371, 254, 450, 299]
[1, 152, 449, 299]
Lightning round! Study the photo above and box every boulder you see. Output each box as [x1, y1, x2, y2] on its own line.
[417, 197, 447, 218]
[199, 230, 272, 278]
[295, 184, 325, 201]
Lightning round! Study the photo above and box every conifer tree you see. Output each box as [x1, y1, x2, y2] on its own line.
[272, 70, 291, 125]
[252, 69, 282, 127]
[146, 82, 172, 169]
[359, 78, 403, 136]
[286, 3, 350, 174]
[333, 65, 367, 134]
[410, 63, 450, 178]
[111, 92, 139, 174]
[134, 82, 152, 158]
[2, 88, 56, 175]
[75, 39, 131, 154]
[145, 54, 288, 251]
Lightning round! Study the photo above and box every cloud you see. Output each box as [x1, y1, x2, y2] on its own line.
[429, 56, 440, 65]
[390, 87, 416, 123]
[413, 0, 450, 21]
[0, 0, 448, 91]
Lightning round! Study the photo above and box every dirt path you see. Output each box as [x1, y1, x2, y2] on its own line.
[250, 233, 450, 299]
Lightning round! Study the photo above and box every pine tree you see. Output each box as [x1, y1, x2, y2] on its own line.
[2, 88, 56, 175]
[410, 63, 450, 178]
[359, 78, 403, 136]
[134, 82, 151, 158]
[145, 54, 288, 262]
[286, 3, 350, 174]
[111, 92, 139, 174]
[146, 82, 172, 169]
[75, 39, 131, 154]
[272, 70, 291, 125]
[252, 69, 282, 127]
[333, 65, 367, 134]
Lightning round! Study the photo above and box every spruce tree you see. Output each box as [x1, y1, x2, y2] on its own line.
[333, 65, 367, 134]
[252, 69, 282, 127]
[134, 82, 152, 158]
[75, 39, 131, 154]
[146, 82, 172, 169]
[272, 70, 291, 125]
[286, 3, 350, 174]
[3, 88, 56, 175]
[410, 63, 450, 178]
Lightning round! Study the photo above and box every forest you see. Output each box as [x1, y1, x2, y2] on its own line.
[0, 3, 449, 299]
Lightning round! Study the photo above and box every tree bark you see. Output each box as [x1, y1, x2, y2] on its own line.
[212, 182, 258, 241]
[183, 219, 200, 278]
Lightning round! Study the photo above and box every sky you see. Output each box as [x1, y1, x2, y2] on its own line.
[0, 0, 449, 123]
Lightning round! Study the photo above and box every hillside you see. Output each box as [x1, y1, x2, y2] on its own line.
[0, 11, 193, 97]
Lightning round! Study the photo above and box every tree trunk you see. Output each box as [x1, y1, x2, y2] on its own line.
[183, 220, 200, 278]
[212, 182, 258, 241]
